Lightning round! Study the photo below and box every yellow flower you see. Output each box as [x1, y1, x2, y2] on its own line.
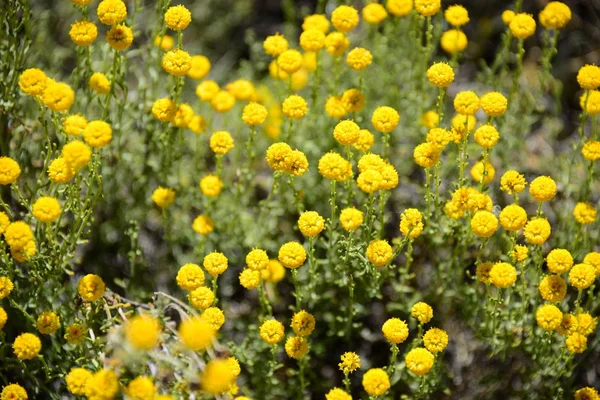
[339, 352, 361, 374]
[203, 251, 228, 277]
[333, 120, 360, 145]
[266, 142, 293, 170]
[413, 142, 440, 168]
[154, 35, 174, 50]
[449, 114, 476, 142]
[84, 369, 119, 400]
[578, 64, 600, 90]
[186, 55, 211, 80]
[569, 263, 596, 289]
[125, 376, 155, 400]
[423, 328, 448, 353]
[152, 98, 177, 122]
[325, 32, 350, 56]
[565, 333, 587, 353]
[0, 384, 27, 400]
[346, 47, 372, 70]
[97, 0, 127, 25]
[201, 307, 225, 331]
[285, 336, 309, 359]
[454, 91, 480, 115]
[400, 208, 424, 238]
[31, 196, 61, 223]
[190, 286, 216, 309]
[411, 302, 433, 324]
[341, 89, 364, 114]
[245, 248, 269, 271]
[64, 114, 88, 136]
[480, 91, 508, 117]
[509, 13, 536, 39]
[226, 79, 255, 101]
[242, 102, 268, 126]
[13, 333, 41, 360]
[302, 14, 330, 33]
[277, 49, 303, 74]
[529, 176, 557, 202]
[371, 106, 400, 134]
[556, 314, 579, 336]
[196, 80, 220, 101]
[77, 274, 105, 302]
[278, 242, 306, 269]
[471, 210, 498, 238]
[69, 20, 98, 46]
[188, 115, 206, 134]
[325, 96, 347, 119]
[354, 129, 374, 152]
[172, 103, 194, 127]
[64, 323, 86, 345]
[420, 110, 440, 129]
[201, 359, 235, 394]
[331, 5, 359, 32]
[427, 62, 454, 88]
[18, 68, 48, 96]
[573, 202, 597, 225]
[4, 221, 33, 250]
[126, 315, 160, 350]
[546, 248, 573, 274]
[444, 4, 469, 27]
[386, 0, 413, 17]
[362, 368, 390, 396]
[576, 313, 598, 336]
[260, 319, 285, 344]
[261, 259, 286, 283]
[209, 131, 234, 156]
[199, 175, 223, 197]
[179, 317, 215, 350]
[473, 124, 499, 148]
[363, 3, 388, 24]
[298, 211, 325, 238]
[382, 318, 409, 344]
[282, 95, 308, 119]
[490, 262, 517, 288]
[538, 274, 567, 302]
[151, 186, 175, 208]
[300, 29, 325, 52]
[499, 204, 527, 231]
[523, 217, 551, 245]
[339, 207, 363, 232]
[291, 310, 316, 336]
[500, 170, 526, 194]
[36, 311, 60, 335]
[239, 269, 261, 290]
[66, 368, 92, 395]
[405, 348, 435, 375]
[62, 141, 91, 172]
[440, 29, 467, 54]
[476, 262, 493, 284]
[582, 140, 600, 160]
[512, 245, 529, 263]
[414, 0, 440, 16]
[318, 152, 353, 181]
[536, 304, 563, 330]
[583, 252, 600, 275]
[48, 158, 75, 183]
[89, 72, 110, 94]
[41, 81, 75, 112]
[264, 33, 289, 57]
[325, 388, 352, 400]
[0, 157, 21, 185]
[83, 120, 112, 148]
[165, 5, 191, 31]
[162, 49, 192, 76]
[574, 388, 599, 400]
[176, 263, 205, 291]
[357, 169, 382, 193]
[106, 24, 133, 51]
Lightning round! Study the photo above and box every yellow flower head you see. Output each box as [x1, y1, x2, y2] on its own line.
[201, 359, 236, 395]
[362, 368, 390, 396]
[162, 49, 192, 76]
[292, 310, 316, 336]
[499, 204, 527, 231]
[64, 114, 88, 136]
[18, 68, 48, 96]
[77, 274, 105, 302]
[325, 32, 350, 56]
[192, 215, 213, 236]
[48, 157, 75, 184]
[203, 251, 228, 277]
[573, 202, 597, 225]
[423, 328, 449, 353]
[84, 369, 119, 400]
[87, 73, 110, 96]
[260, 319, 285, 344]
[69, 20, 98, 46]
[32, 196, 61, 223]
[64, 323, 86, 345]
[125, 376, 155, 400]
[490, 262, 517, 288]
[66, 367, 92, 395]
[413, 142, 440, 168]
[371, 106, 400, 134]
[411, 301, 433, 324]
[556, 313, 579, 336]
[476, 262, 493, 284]
[400, 208, 424, 238]
[209, 131, 234, 156]
[287, 149, 309, 176]
[569, 263, 596, 289]
[578, 64, 600, 90]
[577, 313, 598, 336]
[264, 33, 289, 57]
[239, 269, 261, 290]
[583, 252, 600, 275]
[566, 333, 588, 354]
[0, 157, 21, 185]
[500, 170, 526, 194]
[471, 210, 498, 238]
[278, 242, 306, 269]
[420, 110, 440, 129]
[62, 140, 91, 170]
[318, 152, 353, 181]
[187, 55, 211, 80]
[357, 169, 382, 193]
[445, 4, 469, 27]
[1, 384, 27, 400]
[339, 207, 364, 231]
[83, 120, 112, 148]
[346, 47, 372, 71]
[414, 0, 440, 17]
[165, 5, 191, 31]
[363, 3, 388, 24]
[211, 90, 236, 113]
[36, 311, 60, 335]
[366, 239, 393, 267]
[285, 336, 309, 359]
[151, 187, 175, 208]
[262, 259, 286, 283]
[196, 80, 220, 101]
[106, 24, 133, 51]
[303, 14, 330, 33]
[529, 176, 557, 202]
[178, 316, 215, 351]
[189, 286, 215, 309]
[13, 333, 41, 360]
[282, 94, 308, 119]
[440, 29, 467, 54]
[474, 124, 499, 148]
[511, 245, 529, 263]
[152, 98, 177, 122]
[524, 217, 551, 245]
[325, 96, 347, 119]
[539, 274, 567, 302]
[454, 91, 480, 115]
[4, 221, 33, 250]
[298, 211, 325, 238]
[126, 315, 161, 350]
[200, 174, 223, 197]
[171, 103, 194, 128]
[242, 102, 268, 126]
[226, 79, 255, 101]
[427, 62, 454, 88]
[201, 307, 225, 331]
[176, 263, 205, 291]
[325, 388, 352, 400]
[382, 318, 409, 344]
[509, 13, 536, 39]
[502, 10, 515, 24]
[386, 0, 413, 17]
[536, 304, 563, 330]
[277, 49, 303, 74]
[574, 387, 599, 400]
[354, 129, 374, 152]
[42, 81, 75, 112]
[339, 352, 361, 374]
[154, 34, 174, 50]
[97, 0, 127, 25]
[300, 29, 325, 52]
[405, 348, 435, 375]
[480, 91, 508, 117]
[242, 248, 268, 271]
[341, 88, 365, 113]
[333, 120, 360, 145]
[266, 142, 293, 170]
[582, 139, 600, 160]
[331, 5, 359, 32]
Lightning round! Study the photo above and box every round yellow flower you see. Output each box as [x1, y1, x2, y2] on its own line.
[363, 3, 388, 24]
[371, 106, 400, 134]
[423, 328, 448, 353]
[386, 0, 413, 17]
[262, 259, 286, 283]
[285, 336, 309, 359]
[18, 68, 48, 96]
[444, 4, 469, 27]
[583, 252, 600, 275]
[64, 323, 86, 345]
[502, 10, 515, 24]
[414, 0, 440, 17]
[278, 242, 306, 269]
[578, 64, 600, 90]
[48, 158, 75, 183]
[176, 263, 205, 291]
[282, 95, 308, 119]
[126, 315, 161, 350]
[413, 142, 440, 168]
[382, 318, 409, 344]
[325, 32, 350, 56]
[69, 20, 98, 46]
[29, 196, 59, 223]
[454, 91, 480, 115]
[4, 221, 33, 250]
[291, 310, 316, 336]
[244, 248, 268, 271]
[196, 80, 220, 101]
[354, 129, 374, 152]
[203, 251, 228, 277]
[186, 55, 211, 80]
[556, 313, 579, 336]
[473, 124, 499, 148]
[500, 170, 526, 194]
[331, 5, 359, 32]
[97, 0, 126, 25]
[84, 369, 119, 400]
[209, 131, 234, 156]
[210, 90, 235, 113]
[242, 102, 268, 126]
[164, 5, 191, 31]
[470, 161, 495, 184]
[339, 207, 364, 231]
[411, 301, 433, 324]
[66, 367, 92, 395]
[476, 262, 493, 284]
[89, 72, 110, 94]
[277, 49, 303, 74]
[333, 120, 360, 146]
[566, 333, 588, 354]
[199, 174, 223, 197]
[577, 313, 598, 336]
[499, 204, 527, 231]
[152, 98, 177, 122]
[264, 33, 288, 57]
[341, 88, 365, 113]
[149, 187, 173, 208]
[325, 96, 347, 119]
[539, 1, 572, 30]
[357, 169, 382, 193]
[490, 262, 517, 288]
[529, 176, 557, 202]
[226, 79, 255, 101]
[573, 202, 597, 225]
[427, 62, 454, 88]
[470, 210, 498, 238]
[178, 317, 215, 351]
[346, 47, 372, 71]
[440, 29, 468, 54]
[362, 368, 390, 396]
[190, 286, 215, 309]
[64, 114, 88, 136]
[125, 376, 155, 400]
[569, 263, 596, 289]
[405, 348, 435, 375]
[106, 24, 133, 51]
[162, 49, 193, 76]
[399, 208, 424, 238]
[77, 274, 105, 302]
[13, 333, 41, 360]
[41, 81, 75, 112]
[260, 319, 285, 344]
[325, 388, 352, 400]
[62, 140, 91, 170]
[339, 352, 361, 374]
[154, 34, 174, 50]
[298, 211, 325, 238]
[0, 213, 6, 236]
[0, 277, 12, 299]
[0, 157, 21, 185]
[582, 140, 600, 161]
[546, 249, 573, 275]
[83, 120, 112, 148]
[318, 152, 353, 181]
[239, 269, 261, 290]
[524, 217, 551, 245]
[536, 304, 563, 330]
[171, 103, 194, 128]
[1, 384, 28, 400]
[302, 14, 330, 33]
[574, 387, 599, 400]
[36, 311, 60, 335]
[480, 91, 508, 117]
[299, 29, 325, 52]
[420, 110, 440, 129]
[539, 274, 567, 302]
[509, 13, 536, 39]
[201, 307, 225, 331]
